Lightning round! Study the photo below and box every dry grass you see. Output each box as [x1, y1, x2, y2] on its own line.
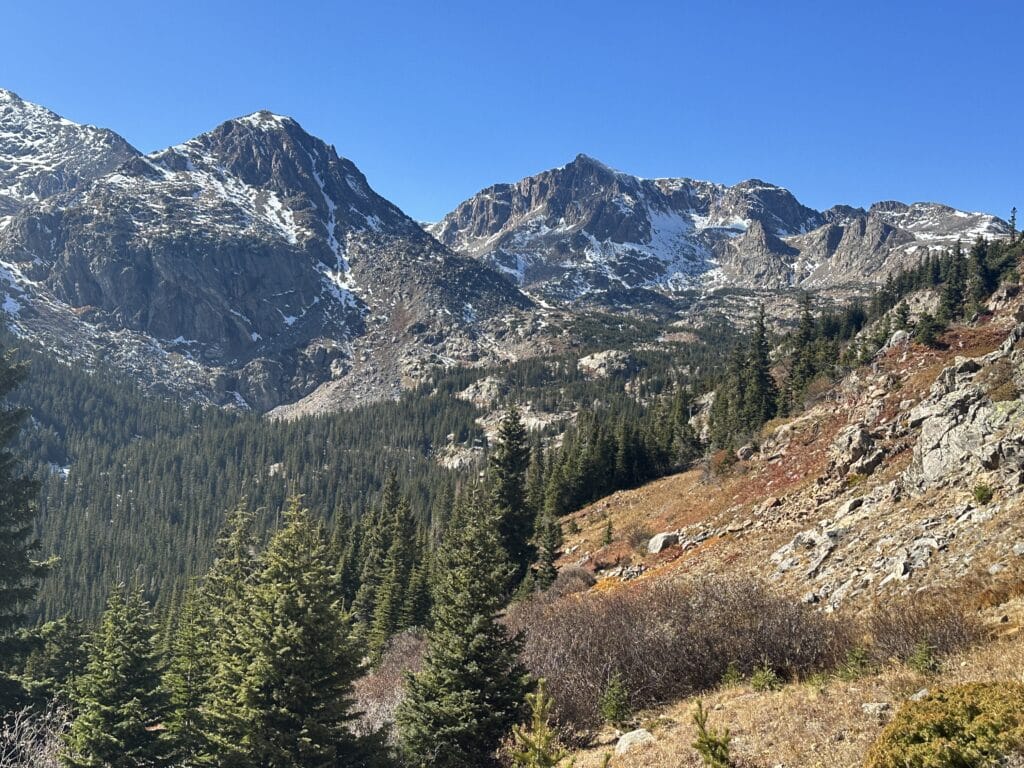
[566, 624, 1024, 768]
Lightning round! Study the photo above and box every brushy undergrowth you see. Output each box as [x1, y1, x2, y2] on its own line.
[864, 683, 1024, 768]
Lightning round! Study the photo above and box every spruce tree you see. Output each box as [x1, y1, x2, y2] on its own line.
[196, 504, 261, 766]
[21, 615, 87, 706]
[219, 499, 386, 767]
[940, 241, 966, 321]
[368, 496, 416, 661]
[0, 342, 48, 710]
[396, 492, 529, 768]
[489, 408, 534, 587]
[352, 473, 400, 633]
[161, 585, 207, 767]
[533, 511, 560, 590]
[63, 584, 171, 768]
[740, 306, 778, 432]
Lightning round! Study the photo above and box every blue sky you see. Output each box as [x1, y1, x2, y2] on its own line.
[3, 1, 1021, 222]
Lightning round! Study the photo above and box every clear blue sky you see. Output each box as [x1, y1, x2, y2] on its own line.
[3, 0, 1021, 222]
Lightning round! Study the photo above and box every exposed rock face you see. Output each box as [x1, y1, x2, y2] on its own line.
[432, 155, 1009, 303]
[0, 88, 139, 220]
[577, 349, 640, 379]
[903, 327, 1024, 490]
[0, 103, 532, 410]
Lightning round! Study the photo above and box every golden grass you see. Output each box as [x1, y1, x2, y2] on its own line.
[565, 625, 1024, 768]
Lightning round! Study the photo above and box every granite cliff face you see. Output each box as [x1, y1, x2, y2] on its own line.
[432, 155, 1009, 302]
[0, 101, 531, 410]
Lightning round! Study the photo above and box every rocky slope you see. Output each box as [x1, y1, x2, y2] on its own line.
[556, 282, 1024, 611]
[431, 154, 1009, 303]
[0, 88, 138, 221]
[0, 98, 535, 410]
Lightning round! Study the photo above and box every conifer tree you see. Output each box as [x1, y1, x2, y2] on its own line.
[352, 473, 400, 632]
[22, 615, 87, 706]
[506, 679, 568, 768]
[399, 527, 432, 629]
[940, 241, 966, 321]
[161, 585, 207, 767]
[63, 584, 171, 768]
[533, 511, 560, 590]
[489, 408, 534, 587]
[196, 504, 261, 765]
[740, 306, 778, 431]
[397, 492, 529, 768]
[368, 496, 417, 661]
[224, 499, 385, 767]
[785, 292, 817, 409]
[0, 341, 48, 710]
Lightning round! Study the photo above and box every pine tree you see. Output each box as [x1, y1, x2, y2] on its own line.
[894, 302, 911, 331]
[396, 492, 529, 768]
[785, 293, 817, 409]
[21, 615, 87, 706]
[506, 679, 568, 768]
[533, 511, 560, 590]
[740, 306, 778, 431]
[161, 585, 207, 767]
[490, 408, 535, 587]
[400, 538, 432, 630]
[224, 499, 386, 767]
[352, 474, 400, 633]
[368, 496, 417, 661]
[63, 584, 171, 768]
[940, 241, 966, 321]
[1011, 206, 1017, 244]
[196, 504, 261, 766]
[692, 700, 732, 768]
[0, 341, 48, 710]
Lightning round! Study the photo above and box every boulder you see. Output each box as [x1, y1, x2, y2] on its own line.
[615, 728, 655, 756]
[829, 424, 875, 476]
[647, 532, 679, 554]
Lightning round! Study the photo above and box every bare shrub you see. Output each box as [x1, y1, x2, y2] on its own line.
[623, 521, 653, 552]
[352, 629, 426, 740]
[0, 704, 70, 768]
[507, 577, 853, 731]
[546, 568, 596, 600]
[868, 593, 985, 665]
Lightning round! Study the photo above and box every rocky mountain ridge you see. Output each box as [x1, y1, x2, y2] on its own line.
[0, 97, 534, 410]
[0, 88, 138, 221]
[431, 154, 1009, 303]
[0, 89, 1012, 413]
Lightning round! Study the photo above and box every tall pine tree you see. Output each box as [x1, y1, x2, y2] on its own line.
[489, 408, 534, 588]
[222, 499, 386, 767]
[397, 492, 529, 768]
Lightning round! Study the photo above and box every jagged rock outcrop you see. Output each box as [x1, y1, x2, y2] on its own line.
[903, 326, 1024, 490]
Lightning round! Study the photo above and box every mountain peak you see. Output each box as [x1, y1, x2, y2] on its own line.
[0, 87, 138, 210]
[565, 152, 619, 175]
[232, 110, 300, 131]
